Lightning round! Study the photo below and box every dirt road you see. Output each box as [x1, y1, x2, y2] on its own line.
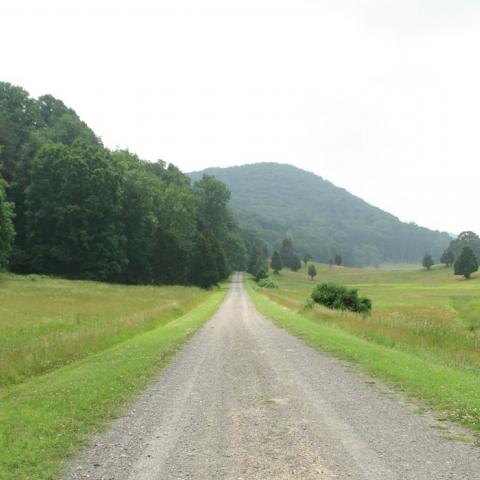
[67, 273, 480, 479]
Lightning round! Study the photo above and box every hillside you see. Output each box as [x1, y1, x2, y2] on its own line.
[190, 163, 451, 266]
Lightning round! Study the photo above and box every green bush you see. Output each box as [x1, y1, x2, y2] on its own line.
[255, 267, 269, 282]
[257, 277, 278, 289]
[311, 282, 372, 314]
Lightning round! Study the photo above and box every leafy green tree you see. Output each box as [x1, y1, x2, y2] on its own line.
[303, 253, 312, 266]
[151, 228, 188, 285]
[454, 246, 478, 279]
[334, 254, 343, 266]
[223, 230, 247, 271]
[25, 141, 127, 280]
[440, 249, 454, 267]
[248, 239, 268, 276]
[0, 174, 15, 269]
[255, 266, 268, 282]
[290, 255, 301, 271]
[280, 237, 300, 269]
[194, 174, 231, 238]
[191, 231, 223, 288]
[445, 231, 480, 263]
[422, 254, 434, 270]
[270, 250, 283, 274]
[308, 264, 317, 280]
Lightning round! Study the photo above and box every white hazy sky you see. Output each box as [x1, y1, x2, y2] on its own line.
[2, 0, 479, 234]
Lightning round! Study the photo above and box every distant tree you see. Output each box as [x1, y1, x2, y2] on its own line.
[191, 231, 228, 288]
[308, 264, 317, 280]
[270, 250, 283, 274]
[290, 255, 301, 272]
[255, 266, 268, 282]
[440, 249, 454, 267]
[151, 228, 186, 285]
[444, 231, 480, 264]
[0, 174, 15, 269]
[303, 253, 312, 266]
[248, 239, 268, 277]
[280, 237, 296, 269]
[454, 246, 478, 279]
[422, 254, 434, 270]
[334, 254, 343, 266]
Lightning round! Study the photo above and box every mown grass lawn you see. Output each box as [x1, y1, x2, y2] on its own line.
[0, 274, 227, 480]
[247, 264, 480, 435]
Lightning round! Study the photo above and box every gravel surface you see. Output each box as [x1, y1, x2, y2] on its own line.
[66, 273, 480, 480]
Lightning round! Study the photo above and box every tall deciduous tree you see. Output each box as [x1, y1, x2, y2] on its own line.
[25, 141, 127, 280]
[454, 246, 478, 279]
[308, 264, 317, 280]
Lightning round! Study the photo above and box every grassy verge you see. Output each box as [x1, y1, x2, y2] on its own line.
[0, 273, 211, 386]
[246, 280, 480, 436]
[0, 286, 227, 480]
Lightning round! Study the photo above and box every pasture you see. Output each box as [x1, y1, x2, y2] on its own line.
[257, 264, 480, 373]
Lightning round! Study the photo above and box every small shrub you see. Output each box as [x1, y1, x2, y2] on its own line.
[311, 282, 372, 314]
[254, 267, 268, 282]
[257, 277, 278, 289]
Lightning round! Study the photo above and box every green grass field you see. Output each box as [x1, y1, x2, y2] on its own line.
[0, 273, 227, 480]
[248, 263, 480, 434]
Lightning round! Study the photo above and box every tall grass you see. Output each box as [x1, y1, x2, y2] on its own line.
[256, 264, 480, 373]
[0, 273, 211, 386]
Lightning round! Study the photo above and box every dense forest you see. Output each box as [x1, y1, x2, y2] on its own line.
[0, 81, 261, 287]
[190, 164, 452, 266]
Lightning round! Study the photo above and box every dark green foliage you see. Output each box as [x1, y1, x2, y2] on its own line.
[257, 277, 278, 288]
[444, 231, 480, 266]
[454, 246, 478, 279]
[422, 254, 434, 270]
[0, 81, 253, 286]
[308, 264, 317, 280]
[290, 255, 301, 272]
[334, 254, 343, 266]
[151, 228, 187, 285]
[191, 231, 229, 288]
[189, 164, 451, 266]
[0, 174, 15, 269]
[25, 141, 127, 280]
[247, 239, 268, 277]
[270, 250, 283, 274]
[311, 282, 372, 313]
[440, 249, 454, 267]
[255, 267, 268, 282]
[303, 253, 311, 266]
[280, 237, 296, 268]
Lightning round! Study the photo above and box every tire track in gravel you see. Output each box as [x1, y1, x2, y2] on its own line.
[66, 273, 480, 480]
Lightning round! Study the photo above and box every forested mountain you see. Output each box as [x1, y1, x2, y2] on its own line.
[0, 82, 251, 286]
[190, 163, 451, 266]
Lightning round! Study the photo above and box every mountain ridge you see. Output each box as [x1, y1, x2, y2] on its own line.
[189, 162, 450, 266]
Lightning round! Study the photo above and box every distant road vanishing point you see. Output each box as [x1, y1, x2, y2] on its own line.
[67, 273, 480, 480]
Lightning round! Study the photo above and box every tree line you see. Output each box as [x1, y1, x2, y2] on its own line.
[0, 82, 262, 288]
[423, 231, 479, 279]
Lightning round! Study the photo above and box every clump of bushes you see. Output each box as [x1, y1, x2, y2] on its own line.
[311, 282, 372, 314]
[257, 277, 278, 289]
[254, 267, 269, 282]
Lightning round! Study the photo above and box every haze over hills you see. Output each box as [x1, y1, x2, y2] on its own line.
[190, 163, 451, 266]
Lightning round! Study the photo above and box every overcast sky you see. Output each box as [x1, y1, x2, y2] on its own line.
[2, 1, 479, 235]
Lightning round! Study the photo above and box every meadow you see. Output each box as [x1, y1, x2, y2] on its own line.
[0, 273, 211, 386]
[257, 264, 480, 373]
[0, 273, 226, 480]
[249, 264, 480, 434]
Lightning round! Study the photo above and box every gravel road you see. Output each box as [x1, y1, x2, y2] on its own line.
[66, 273, 480, 480]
